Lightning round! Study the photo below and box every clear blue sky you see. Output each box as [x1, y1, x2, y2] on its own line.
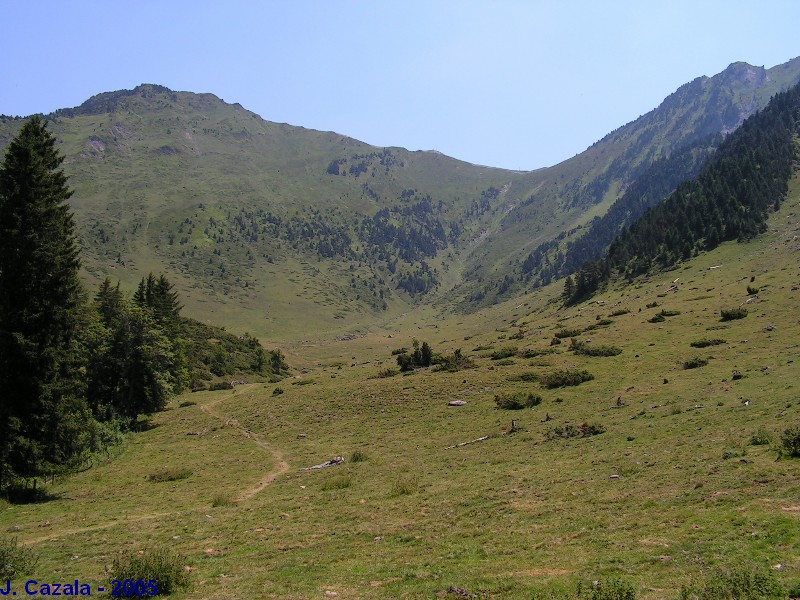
[2, 1, 798, 170]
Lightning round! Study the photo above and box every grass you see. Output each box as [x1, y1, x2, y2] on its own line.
[2, 177, 800, 598]
[146, 468, 193, 483]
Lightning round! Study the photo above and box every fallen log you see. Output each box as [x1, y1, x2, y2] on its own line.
[445, 436, 489, 449]
[301, 456, 345, 471]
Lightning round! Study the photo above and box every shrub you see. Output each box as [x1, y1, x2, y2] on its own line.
[747, 286, 760, 295]
[147, 468, 192, 483]
[208, 381, 233, 391]
[609, 309, 630, 317]
[391, 347, 409, 356]
[494, 392, 542, 410]
[519, 348, 556, 358]
[690, 339, 726, 348]
[350, 449, 366, 463]
[272, 387, 284, 396]
[570, 339, 622, 357]
[749, 429, 772, 446]
[540, 369, 594, 388]
[720, 307, 748, 321]
[546, 422, 606, 440]
[645, 301, 659, 308]
[491, 346, 518, 360]
[780, 426, 800, 458]
[108, 547, 190, 596]
[178, 400, 196, 408]
[731, 371, 745, 381]
[648, 313, 665, 323]
[375, 368, 398, 378]
[211, 492, 235, 507]
[659, 309, 681, 317]
[678, 567, 783, 599]
[435, 349, 475, 372]
[683, 357, 709, 369]
[583, 319, 613, 331]
[0, 535, 38, 579]
[554, 328, 582, 339]
[579, 577, 637, 600]
[509, 371, 540, 383]
[390, 475, 420, 496]
[471, 344, 494, 351]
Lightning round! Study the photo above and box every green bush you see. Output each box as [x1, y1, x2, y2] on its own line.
[178, 400, 197, 408]
[747, 286, 760, 295]
[494, 392, 542, 410]
[546, 422, 606, 440]
[749, 429, 772, 446]
[375, 368, 398, 378]
[648, 313, 665, 323]
[690, 339, 726, 348]
[211, 492, 235, 507]
[272, 386, 284, 395]
[491, 346, 518, 360]
[780, 426, 800, 458]
[720, 307, 748, 321]
[554, 328, 582, 339]
[390, 475, 420, 496]
[0, 535, 38, 580]
[683, 357, 709, 369]
[540, 369, 594, 388]
[435, 349, 475, 372]
[580, 577, 637, 600]
[678, 567, 783, 599]
[108, 547, 190, 596]
[519, 348, 556, 358]
[509, 371, 540, 383]
[350, 449, 366, 463]
[583, 319, 613, 331]
[208, 381, 233, 391]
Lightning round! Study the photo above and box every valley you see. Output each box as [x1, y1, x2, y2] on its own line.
[1, 57, 800, 599]
[2, 173, 799, 598]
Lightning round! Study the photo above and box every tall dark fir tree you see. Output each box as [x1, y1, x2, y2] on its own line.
[0, 117, 91, 489]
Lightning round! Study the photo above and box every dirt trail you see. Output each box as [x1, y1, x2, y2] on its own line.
[199, 384, 289, 501]
[24, 386, 287, 546]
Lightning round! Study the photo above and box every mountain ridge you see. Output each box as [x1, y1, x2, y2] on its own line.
[1, 57, 799, 342]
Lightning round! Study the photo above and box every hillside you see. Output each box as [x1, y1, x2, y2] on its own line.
[1, 58, 799, 344]
[456, 58, 800, 307]
[3, 166, 799, 599]
[1, 86, 522, 341]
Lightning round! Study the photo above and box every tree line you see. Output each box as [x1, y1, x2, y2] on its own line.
[0, 118, 285, 496]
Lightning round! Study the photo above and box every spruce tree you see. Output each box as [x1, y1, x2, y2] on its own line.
[0, 117, 90, 488]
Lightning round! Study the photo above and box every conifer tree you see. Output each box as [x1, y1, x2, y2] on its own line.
[0, 117, 90, 487]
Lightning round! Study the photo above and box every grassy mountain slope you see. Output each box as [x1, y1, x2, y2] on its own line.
[2, 59, 799, 344]
[4, 169, 799, 599]
[1, 86, 522, 341]
[457, 58, 800, 307]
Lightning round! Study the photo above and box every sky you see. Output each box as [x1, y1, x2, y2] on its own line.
[1, 1, 799, 171]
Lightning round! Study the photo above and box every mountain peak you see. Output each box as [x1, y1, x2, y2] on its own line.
[720, 61, 767, 86]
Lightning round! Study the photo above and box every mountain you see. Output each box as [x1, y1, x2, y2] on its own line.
[1, 57, 799, 342]
[1, 86, 522, 340]
[455, 57, 800, 306]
